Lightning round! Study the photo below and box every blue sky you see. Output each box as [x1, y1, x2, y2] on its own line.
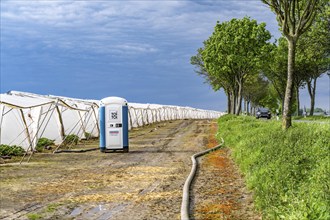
[1, 0, 329, 111]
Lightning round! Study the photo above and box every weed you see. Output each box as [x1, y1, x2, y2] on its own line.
[0, 144, 25, 156]
[84, 132, 92, 139]
[63, 134, 79, 146]
[27, 213, 42, 220]
[36, 137, 54, 152]
[46, 203, 60, 212]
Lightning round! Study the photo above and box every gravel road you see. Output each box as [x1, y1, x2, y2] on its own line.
[0, 119, 260, 220]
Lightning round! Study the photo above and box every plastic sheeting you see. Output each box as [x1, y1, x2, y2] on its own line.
[0, 92, 99, 151]
[0, 91, 224, 151]
[128, 103, 223, 129]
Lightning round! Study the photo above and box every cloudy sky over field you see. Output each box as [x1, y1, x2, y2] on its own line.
[1, 0, 329, 111]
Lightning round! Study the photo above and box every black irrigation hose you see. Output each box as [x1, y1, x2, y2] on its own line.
[181, 138, 225, 220]
[53, 148, 99, 153]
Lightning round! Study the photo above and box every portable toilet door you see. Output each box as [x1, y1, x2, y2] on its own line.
[99, 97, 129, 152]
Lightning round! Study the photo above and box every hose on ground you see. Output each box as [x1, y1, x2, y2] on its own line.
[181, 138, 225, 220]
[54, 148, 99, 153]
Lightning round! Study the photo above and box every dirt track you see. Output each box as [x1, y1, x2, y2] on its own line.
[0, 119, 260, 220]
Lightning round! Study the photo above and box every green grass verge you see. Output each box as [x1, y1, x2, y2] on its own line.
[293, 115, 330, 122]
[217, 115, 329, 220]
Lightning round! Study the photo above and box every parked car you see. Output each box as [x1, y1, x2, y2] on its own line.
[256, 108, 271, 119]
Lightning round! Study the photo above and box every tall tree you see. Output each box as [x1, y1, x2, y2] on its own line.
[201, 17, 271, 115]
[293, 61, 308, 116]
[261, 0, 324, 129]
[191, 47, 235, 113]
[243, 74, 270, 114]
[296, 4, 330, 115]
[262, 39, 288, 112]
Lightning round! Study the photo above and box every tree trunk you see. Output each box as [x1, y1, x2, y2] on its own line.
[230, 91, 236, 115]
[235, 81, 243, 115]
[250, 103, 253, 116]
[226, 91, 231, 114]
[296, 86, 300, 116]
[236, 95, 243, 115]
[282, 38, 296, 129]
[251, 105, 256, 116]
[311, 78, 316, 116]
[307, 77, 317, 116]
[247, 100, 250, 115]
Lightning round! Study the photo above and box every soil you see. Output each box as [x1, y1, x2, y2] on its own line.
[191, 122, 261, 220]
[0, 119, 260, 220]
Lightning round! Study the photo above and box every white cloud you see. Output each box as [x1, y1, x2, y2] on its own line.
[2, 1, 327, 110]
[1, 1, 280, 37]
[1, 1, 281, 57]
[114, 43, 157, 53]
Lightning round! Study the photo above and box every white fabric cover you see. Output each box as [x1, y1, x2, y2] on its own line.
[0, 91, 225, 151]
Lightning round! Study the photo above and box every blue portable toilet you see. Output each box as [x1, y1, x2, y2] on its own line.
[99, 97, 129, 152]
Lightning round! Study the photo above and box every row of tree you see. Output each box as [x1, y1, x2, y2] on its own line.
[191, 0, 329, 129]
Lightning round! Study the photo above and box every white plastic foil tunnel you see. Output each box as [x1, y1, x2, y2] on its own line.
[0, 91, 225, 151]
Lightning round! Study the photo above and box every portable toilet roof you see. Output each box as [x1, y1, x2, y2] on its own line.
[100, 97, 127, 106]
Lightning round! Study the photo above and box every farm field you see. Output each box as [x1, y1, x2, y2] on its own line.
[0, 119, 258, 220]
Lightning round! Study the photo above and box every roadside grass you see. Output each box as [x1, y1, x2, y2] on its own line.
[293, 115, 330, 122]
[217, 115, 329, 220]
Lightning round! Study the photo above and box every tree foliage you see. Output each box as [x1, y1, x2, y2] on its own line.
[262, 38, 288, 109]
[296, 3, 330, 115]
[191, 48, 223, 92]
[197, 17, 271, 115]
[192, 2, 328, 120]
[261, 0, 326, 129]
[243, 74, 270, 114]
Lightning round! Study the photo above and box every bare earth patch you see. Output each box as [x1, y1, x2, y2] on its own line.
[192, 122, 261, 220]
